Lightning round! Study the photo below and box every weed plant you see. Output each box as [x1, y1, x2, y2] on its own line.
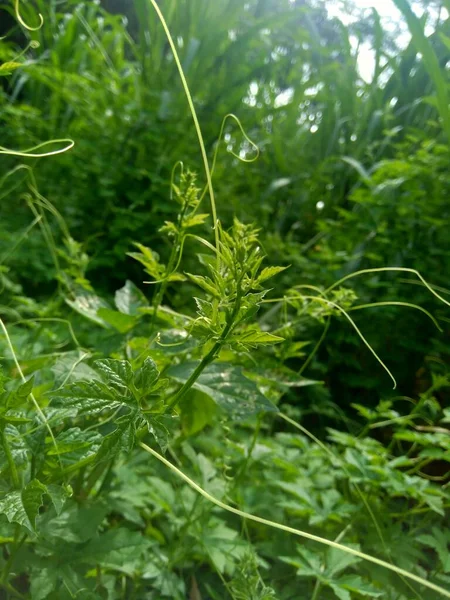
[0, 2, 449, 599]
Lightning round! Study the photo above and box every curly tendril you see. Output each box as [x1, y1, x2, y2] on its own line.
[15, 0, 43, 31]
[0, 139, 75, 158]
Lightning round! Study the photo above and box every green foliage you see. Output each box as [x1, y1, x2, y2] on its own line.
[0, 1, 449, 599]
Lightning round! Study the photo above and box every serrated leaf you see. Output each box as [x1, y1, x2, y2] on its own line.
[76, 528, 151, 572]
[0, 479, 47, 531]
[94, 359, 133, 392]
[115, 280, 148, 316]
[280, 553, 320, 576]
[0, 61, 22, 76]
[48, 427, 100, 456]
[127, 243, 164, 280]
[185, 273, 220, 297]
[2, 410, 31, 424]
[336, 575, 382, 597]
[202, 518, 242, 573]
[257, 265, 288, 283]
[144, 414, 178, 452]
[329, 583, 351, 600]
[326, 545, 361, 577]
[97, 308, 137, 333]
[168, 362, 278, 418]
[50, 380, 122, 416]
[39, 501, 109, 543]
[231, 329, 284, 346]
[134, 357, 159, 391]
[418, 528, 450, 572]
[96, 421, 135, 463]
[184, 213, 209, 229]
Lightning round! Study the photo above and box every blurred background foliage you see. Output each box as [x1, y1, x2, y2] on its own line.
[1, 0, 449, 413]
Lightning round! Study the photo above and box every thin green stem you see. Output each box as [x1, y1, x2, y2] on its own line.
[2, 531, 27, 588]
[148, 0, 219, 256]
[140, 442, 450, 599]
[0, 318, 63, 476]
[279, 413, 424, 600]
[1, 428, 20, 489]
[298, 317, 330, 377]
[166, 285, 242, 410]
[325, 267, 450, 309]
[165, 337, 221, 411]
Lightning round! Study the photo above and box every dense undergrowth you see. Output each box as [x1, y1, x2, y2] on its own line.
[0, 1, 449, 599]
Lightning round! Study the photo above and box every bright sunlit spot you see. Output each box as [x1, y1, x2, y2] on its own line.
[327, 0, 446, 81]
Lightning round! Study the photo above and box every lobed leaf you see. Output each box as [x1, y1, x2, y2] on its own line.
[0, 479, 47, 532]
[168, 362, 278, 418]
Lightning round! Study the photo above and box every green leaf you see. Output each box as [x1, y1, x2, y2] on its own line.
[127, 243, 165, 280]
[30, 567, 59, 600]
[134, 357, 160, 391]
[231, 329, 284, 346]
[115, 280, 148, 315]
[144, 414, 178, 452]
[326, 545, 361, 577]
[168, 362, 278, 418]
[247, 367, 320, 390]
[46, 484, 72, 516]
[50, 380, 122, 416]
[48, 428, 101, 457]
[39, 501, 109, 543]
[256, 265, 288, 284]
[342, 156, 373, 186]
[183, 213, 210, 229]
[329, 583, 351, 600]
[2, 412, 32, 424]
[202, 518, 242, 573]
[393, 0, 450, 143]
[335, 575, 382, 597]
[96, 421, 135, 462]
[17, 377, 34, 399]
[180, 389, 217, 435]
[94, 359, 134, 392]
[0, 479, 47, 532]
[417, 528, 450, 572]
[280, 547, 321, 575]
[77, 528, 151, 573]
[51, 352, 97, 388]
[66, 293, 111, 327]
[0, 61, 22, 77]
[185, 273, 220, 298]
[96, 308, 137, 333]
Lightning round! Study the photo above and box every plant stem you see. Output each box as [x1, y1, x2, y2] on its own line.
[166, 287, 242, 411]
[2, 531, 27, 589]
[165, 338, 221, 410]
[310, 578, 322, 600]
[81, 460, 111, 500]
[234, 415, 262, 484]
[150, 245, 177, 330]
[0, 580, 27, 600]
[151, 206, 187, 330]
[1, 427, 20, 489]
